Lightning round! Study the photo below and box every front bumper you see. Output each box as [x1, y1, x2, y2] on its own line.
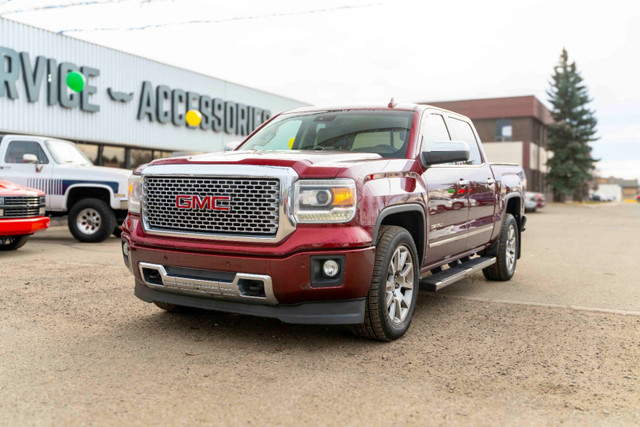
[123, 231, 375, 324]
[0, 216, 49, 236]
[135, 280, 365, 324]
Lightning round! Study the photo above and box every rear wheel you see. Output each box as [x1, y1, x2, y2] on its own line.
[68, 198, 116, 243]
[0, 235, 30, 251]
[351, 225, 419, 341]
[483, 213, 518, 281]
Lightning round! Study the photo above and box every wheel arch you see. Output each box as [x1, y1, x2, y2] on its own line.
[372, 204, 426, 262]
[65, 185, 112, 211]
[504, 194, 522, 259]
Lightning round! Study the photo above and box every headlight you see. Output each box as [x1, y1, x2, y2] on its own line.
[128, 175, 143, 214]
[293, 179, 356, 223]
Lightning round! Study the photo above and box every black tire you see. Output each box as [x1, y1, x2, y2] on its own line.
[351, 225, 420, 341]
[112, 226, 122, 238]
[68, 198, 116, 243]
[483, 213, 518, 281]
[0, 235, 30, 251]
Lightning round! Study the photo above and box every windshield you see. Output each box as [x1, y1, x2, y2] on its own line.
[45, 140, 93, 166]
[240, 110, 414, 158]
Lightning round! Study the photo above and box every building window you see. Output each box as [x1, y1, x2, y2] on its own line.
[102, 145, 126, 168]
[76, 143, 100, 164]
[496, 119, 512, 142]
[130, 149, 153, 169]
[130, 149, 174, 169]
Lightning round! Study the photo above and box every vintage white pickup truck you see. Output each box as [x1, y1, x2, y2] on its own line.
[0, 134, 131, 242]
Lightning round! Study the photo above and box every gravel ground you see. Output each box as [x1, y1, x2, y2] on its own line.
[0, 203, 638, 426]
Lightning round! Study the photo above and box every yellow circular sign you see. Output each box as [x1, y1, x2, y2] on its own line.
[185, 110, 202, 127]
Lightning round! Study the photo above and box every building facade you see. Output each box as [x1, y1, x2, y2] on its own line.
[0, 18, 306, 169]
[420, 96, 553, 193]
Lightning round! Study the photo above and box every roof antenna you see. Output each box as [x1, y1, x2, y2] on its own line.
[388, 97, 397, 108]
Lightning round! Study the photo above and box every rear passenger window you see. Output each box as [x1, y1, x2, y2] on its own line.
[421, 113, 450, 151]
[447, 118, 483, 165]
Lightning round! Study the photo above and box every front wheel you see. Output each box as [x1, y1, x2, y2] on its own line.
[483, 213, 519, 281]
[68, 198, 116, 243]
[351, 225, 419, 341]
[0, 235, 30, 251]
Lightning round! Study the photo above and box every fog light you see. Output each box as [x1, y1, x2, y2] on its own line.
[121, 240, 131, 270]
[322, 259, 340, 277]
[39, 207, 46, 216]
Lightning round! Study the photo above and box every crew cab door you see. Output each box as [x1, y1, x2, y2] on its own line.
[445, 116, 497, 251]
[420, 112, 469, 265]
[0, 137, 54, 205]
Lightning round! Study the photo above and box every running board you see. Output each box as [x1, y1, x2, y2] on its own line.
[420, 257, 496, 292]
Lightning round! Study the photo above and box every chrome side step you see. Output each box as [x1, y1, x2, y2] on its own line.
[138, 262, 278, 304]
[420, 256, 496, 292]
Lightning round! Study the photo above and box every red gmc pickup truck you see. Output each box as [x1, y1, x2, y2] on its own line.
[122, 103, 526, 341]
[0, 180, 49, 250]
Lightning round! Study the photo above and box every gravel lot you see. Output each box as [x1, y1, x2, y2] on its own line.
[1, 203, 638, 425]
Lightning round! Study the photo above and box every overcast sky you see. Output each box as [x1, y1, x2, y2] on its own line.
[3, 0, 639, 180]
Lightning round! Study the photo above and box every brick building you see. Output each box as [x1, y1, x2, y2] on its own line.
[420, 96, 553, 193]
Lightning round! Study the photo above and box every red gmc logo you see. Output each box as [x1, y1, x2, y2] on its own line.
[176, 195, 230, 211]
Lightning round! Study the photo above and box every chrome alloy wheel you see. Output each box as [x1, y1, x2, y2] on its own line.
[385, 245, 415, 325]
[506, 223, 517, 273]
[77, 208, 102, 235]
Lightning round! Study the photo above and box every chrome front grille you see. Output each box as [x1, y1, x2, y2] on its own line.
[0, 196, 44, 218]
[143, 176, 280, 236]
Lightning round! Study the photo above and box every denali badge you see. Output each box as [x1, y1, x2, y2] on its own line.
[176, 195, 230, 211]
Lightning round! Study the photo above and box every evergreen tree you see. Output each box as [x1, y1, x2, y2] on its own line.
[546, 48, 598, 202]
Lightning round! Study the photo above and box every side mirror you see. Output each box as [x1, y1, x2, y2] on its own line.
[421, 140, 470, 166]
[23, 153, 39, 164]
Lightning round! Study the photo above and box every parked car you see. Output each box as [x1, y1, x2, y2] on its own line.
[524, 193, 538, 212]
[122, 103, 527, 341]
[525, 192, 545, 212]
[0, 180, 49, 250]
[0, 135, 131, 242]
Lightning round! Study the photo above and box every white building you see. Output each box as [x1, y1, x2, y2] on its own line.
[0, 18, 306, 169]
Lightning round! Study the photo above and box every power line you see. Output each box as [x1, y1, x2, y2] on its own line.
[57, 3, 382, 34]
[0, 0, 158, 16]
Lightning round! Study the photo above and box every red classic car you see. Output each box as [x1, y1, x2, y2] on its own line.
[0, 180, 49, 250]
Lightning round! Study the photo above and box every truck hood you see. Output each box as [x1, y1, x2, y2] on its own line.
[150, 150, 388, 178]
[57, 164, 132, 181]
[0, 179, 44, 196]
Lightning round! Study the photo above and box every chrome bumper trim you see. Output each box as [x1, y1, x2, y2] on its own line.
[138, 262, 278, 304]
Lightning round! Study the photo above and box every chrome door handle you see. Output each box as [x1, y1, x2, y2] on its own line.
[486, 178, 495, 185]
[458, 179, 469, 187]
